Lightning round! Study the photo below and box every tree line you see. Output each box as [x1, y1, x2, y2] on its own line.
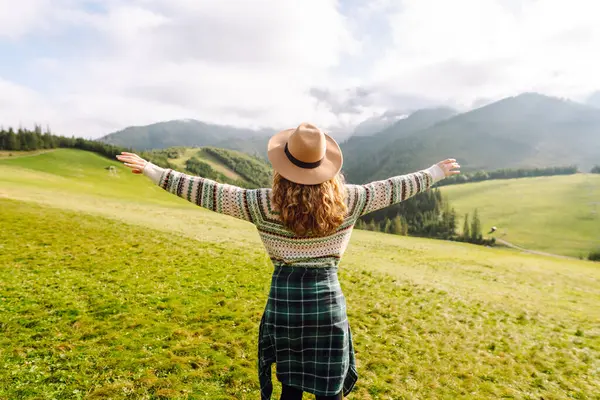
[0, 125, 128, 160]
[592, 165, 600, 174]
[355, 189, 495, 246]
[435, 165, 580, 187]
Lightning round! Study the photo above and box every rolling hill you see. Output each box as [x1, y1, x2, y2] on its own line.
[143, 146, 272, 188]
[167, 148, 245, 181]
[1, 148, 599, 399]
[440, 174, 600, 258]
[343, 93, 600, 183]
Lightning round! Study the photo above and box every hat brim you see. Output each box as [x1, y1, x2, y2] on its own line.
[267, 128, 343, 185]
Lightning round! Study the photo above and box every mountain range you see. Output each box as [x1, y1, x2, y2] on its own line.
[340, 107, 457, 182]
[98, 93, 600, 183]
[100, 119, 275, 156]
[343, 93, 600, 182]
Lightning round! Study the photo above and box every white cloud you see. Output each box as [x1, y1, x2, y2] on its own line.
[0, 0, 599, 139]
[0, 0, 52, 38]
[0, 0, 96, 38]
[0, 0, 360, 138]
[369, 0, 600, 108]
[0, 79, 42, 115]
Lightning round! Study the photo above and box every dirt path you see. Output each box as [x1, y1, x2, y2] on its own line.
[495, 238, 577, 260]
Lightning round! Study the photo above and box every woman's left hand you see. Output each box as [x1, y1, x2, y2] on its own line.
[116, 152, 148, 174]
[436, 158, 460, 177]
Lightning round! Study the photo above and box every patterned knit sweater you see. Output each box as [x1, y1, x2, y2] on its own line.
[143, 163, 445, 267]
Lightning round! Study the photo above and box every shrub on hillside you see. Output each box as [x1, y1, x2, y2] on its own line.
[589, 250, 600, 262]
[204, 147, 272, 187]
[185, 157, 226, 182]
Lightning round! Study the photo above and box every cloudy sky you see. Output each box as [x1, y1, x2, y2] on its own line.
[1, 0, 599, 139]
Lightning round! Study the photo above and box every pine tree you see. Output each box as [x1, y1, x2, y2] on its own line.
[383, 218, 392, 234]
[438, 201, 450, 238]
[391, 215, 403, 235]
[401, 216, 409, 236]
[42, 130, 55, 149]
[449, 208, 457, 236]
[470, 209, 482, 243]
[6, 128, 18, 150]
[462, 213, 470, 239]
[367, 220, 377, 231]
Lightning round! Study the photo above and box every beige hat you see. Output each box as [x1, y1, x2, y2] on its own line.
[267, 122, 343, 185]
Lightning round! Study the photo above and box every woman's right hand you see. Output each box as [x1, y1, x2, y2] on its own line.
[116, 152, 148, 174]
[436, 159, 460, 177]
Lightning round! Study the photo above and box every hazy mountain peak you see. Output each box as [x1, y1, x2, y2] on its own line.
[351, 107, 456, 138]
[99, 119, 274, 151]
[587, 90, 600, 109]
[351, 111, 409, 137]
[342, 93, 600, 183]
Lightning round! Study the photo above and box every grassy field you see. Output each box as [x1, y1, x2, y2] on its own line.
[1, 149, 600, 399]
[440, 174, 600, 258]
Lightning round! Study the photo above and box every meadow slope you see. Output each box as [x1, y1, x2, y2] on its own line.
[1, 149, 599, 399]
[441, 174, 600, 258]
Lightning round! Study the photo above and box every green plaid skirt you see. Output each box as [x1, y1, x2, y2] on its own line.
[258, 265, 358, 399]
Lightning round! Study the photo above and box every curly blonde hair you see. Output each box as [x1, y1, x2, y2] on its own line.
[271, 172, 348, 237]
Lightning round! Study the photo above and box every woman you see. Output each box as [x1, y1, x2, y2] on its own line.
[117, 122, 459, 399]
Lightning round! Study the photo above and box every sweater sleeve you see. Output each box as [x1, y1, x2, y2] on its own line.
[353, 165, 446, 217]
[143, 162, 253, 222]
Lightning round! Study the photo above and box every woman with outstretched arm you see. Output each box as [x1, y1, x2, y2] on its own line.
[117, 122, 459, 399]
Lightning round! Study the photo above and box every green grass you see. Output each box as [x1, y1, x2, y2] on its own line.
[1, 149, 600, 399]
[441, 174, 600, 258]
